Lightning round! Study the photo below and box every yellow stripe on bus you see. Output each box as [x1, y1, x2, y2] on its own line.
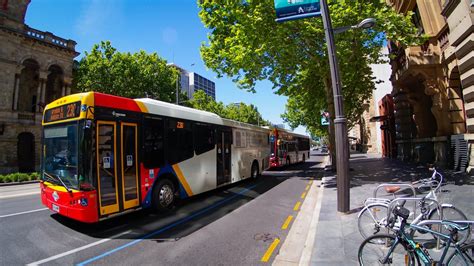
[43, 181, 79, 193]
[171, 164, 194, 196]
[135, 101, 149, 113]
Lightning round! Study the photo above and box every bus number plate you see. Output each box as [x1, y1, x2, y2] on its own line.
[52, 204, 60, 212]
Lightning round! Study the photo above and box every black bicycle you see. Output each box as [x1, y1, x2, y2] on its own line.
[358, 205, 474, 265]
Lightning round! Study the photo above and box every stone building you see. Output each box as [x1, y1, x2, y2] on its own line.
[347, 48, 393, 155]
[386, 0, 473, 173]
[0, 0, 78, 173]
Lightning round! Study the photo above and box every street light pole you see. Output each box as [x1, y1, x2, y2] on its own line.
[176, 72, 179, 104]
[320, 0, 350, 213]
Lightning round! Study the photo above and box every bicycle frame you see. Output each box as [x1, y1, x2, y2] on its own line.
[380, 221, 472, 265]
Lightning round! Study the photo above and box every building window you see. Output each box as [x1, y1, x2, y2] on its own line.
[412, 5, 424, 35]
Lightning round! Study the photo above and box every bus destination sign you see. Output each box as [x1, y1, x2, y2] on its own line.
[44, 101, 81, 123]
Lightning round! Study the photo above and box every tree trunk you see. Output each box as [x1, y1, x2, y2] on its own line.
[324, 76, 337, 170]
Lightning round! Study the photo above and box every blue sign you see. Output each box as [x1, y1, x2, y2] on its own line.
[321, 111, 329, 126]
[274, 0, 321, 22]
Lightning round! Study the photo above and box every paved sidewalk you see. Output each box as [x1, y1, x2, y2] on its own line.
[308, 153, 474, 265]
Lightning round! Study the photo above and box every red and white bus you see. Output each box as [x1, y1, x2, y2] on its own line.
[269, 128, 310, 168]
[40, 92, 270, 223]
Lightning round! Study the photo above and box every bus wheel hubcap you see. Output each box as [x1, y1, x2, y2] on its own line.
[160, 185, 173, 206]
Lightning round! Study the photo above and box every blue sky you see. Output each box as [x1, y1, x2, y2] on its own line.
[26, 0, 307, 134]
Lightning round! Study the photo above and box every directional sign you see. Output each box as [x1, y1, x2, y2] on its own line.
[274, 0, 321, 22]
[321, 111, 329, 126]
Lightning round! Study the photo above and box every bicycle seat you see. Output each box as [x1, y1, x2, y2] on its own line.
[385, 186, 401, 194]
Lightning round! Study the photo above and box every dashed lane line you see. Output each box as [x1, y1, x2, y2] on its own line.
[281, 215, 294, 230]
[0, 191, 40, 199]
[26, 230, 132, 266]
[260, 238, 280, 262]
[293, 201, 301, 211]
[0, 208, 48, 218]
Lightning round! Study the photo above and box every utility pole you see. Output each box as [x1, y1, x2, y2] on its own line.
[320, 0, 350, 213]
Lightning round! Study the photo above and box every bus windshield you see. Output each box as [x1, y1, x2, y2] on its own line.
[42, 123, 79, 190]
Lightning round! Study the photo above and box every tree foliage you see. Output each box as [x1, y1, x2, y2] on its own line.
[198, 0, 421, 140]
[189, 90, 269, 126]
[75, 41, 182, 102]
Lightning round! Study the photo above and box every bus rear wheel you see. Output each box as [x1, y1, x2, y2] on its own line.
[251, 162, 259, 179]
[152, 179, 175, 211]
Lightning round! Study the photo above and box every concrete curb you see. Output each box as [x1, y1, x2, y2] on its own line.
[298, 180, 324, 266]
[273, 155, 330, 266]
[273, 180, 321, 266]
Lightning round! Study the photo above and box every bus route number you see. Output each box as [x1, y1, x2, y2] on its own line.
[177, 121, 184, 129]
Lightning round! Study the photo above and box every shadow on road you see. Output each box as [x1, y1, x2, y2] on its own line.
[49, 159, 325, 242]
[323, 155, 473, 192]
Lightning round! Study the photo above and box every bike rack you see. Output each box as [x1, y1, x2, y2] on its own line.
[417, 220, 474, 226]
[388, 198, 442, 249]
[364, 183, 418, 214]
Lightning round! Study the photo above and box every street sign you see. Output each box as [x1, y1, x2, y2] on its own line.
[321, 111, 329, 126]
[274, 0, 321, 22]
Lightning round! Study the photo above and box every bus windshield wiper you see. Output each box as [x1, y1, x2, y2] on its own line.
[44, 172, 71, 193]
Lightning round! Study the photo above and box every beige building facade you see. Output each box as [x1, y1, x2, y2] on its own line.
[0, 0, 78, 173]
[386, 0, 473, 173]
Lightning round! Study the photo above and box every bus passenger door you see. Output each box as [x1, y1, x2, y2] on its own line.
[97, 121, 139, 216]
[120, 123, 139, 210]
[216, 129, 231, 186]
[97, 121, 119, 215]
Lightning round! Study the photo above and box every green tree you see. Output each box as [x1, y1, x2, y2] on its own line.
[189, 90, 269, 126]
[198, 0, 421, 159]
[188, 89, 226, 116]
[75, 41, 180, 102]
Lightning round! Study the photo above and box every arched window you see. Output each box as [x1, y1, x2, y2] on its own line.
[17, 132, 35, 173]
[45, 65, 64, 105]
[18, 59, 40, 112]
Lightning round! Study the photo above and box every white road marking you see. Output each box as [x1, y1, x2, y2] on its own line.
[26, 230, 132, 266]
[0, 208, 49, 218]
[0, 191, 40, 199]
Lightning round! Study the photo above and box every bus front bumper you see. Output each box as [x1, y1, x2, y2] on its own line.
[40, 182, 99, 223]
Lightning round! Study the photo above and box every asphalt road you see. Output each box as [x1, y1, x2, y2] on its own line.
[0, 152, 326, 265]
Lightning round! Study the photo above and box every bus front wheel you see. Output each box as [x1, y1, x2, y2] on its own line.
[152, 179, 175, 211]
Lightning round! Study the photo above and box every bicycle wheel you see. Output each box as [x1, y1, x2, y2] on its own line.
[429, 205, 470, 245]
[446, 242, 474, 266]
[358, 203, 389, 239]
[358, 234, 416, 265]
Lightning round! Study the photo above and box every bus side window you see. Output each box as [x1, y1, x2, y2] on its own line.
[166, 118, 194, 164]
[143, 118, 165, 168]
[194, 123, 214, 155]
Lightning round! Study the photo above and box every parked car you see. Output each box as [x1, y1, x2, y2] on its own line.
[320, 145, 328, 153]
